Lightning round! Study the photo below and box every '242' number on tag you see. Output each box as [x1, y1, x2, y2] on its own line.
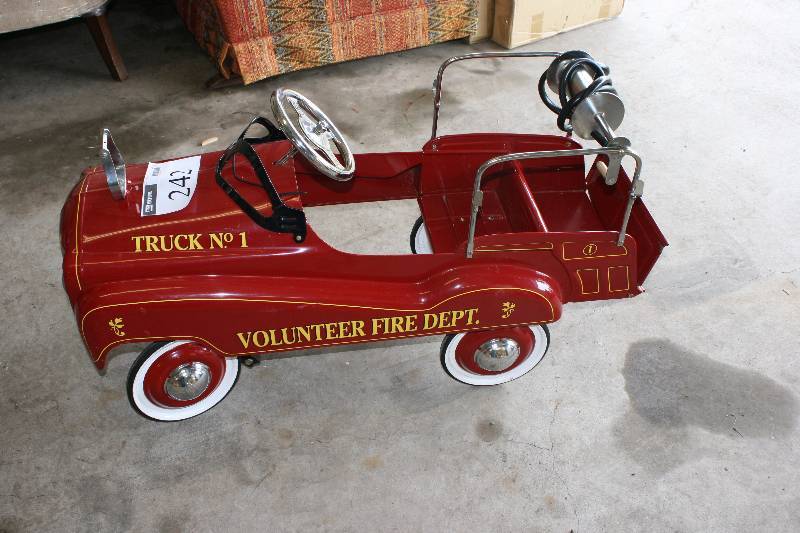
[168, 169, 194, 200]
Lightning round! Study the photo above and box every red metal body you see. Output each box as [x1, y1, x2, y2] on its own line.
[60, 133, 666, 370]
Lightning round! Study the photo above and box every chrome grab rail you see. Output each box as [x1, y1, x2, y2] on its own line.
[465, 147, 643, 258]
[430, 51, 561, 141]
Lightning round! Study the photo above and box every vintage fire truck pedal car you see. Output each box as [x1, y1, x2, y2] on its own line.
[60, 51, 666, 421]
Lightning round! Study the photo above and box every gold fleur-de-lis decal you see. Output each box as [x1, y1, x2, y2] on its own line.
[109, 317, 125, 337]
[501, 302, 516, 319]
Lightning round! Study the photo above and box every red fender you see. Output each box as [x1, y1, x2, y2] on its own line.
[77, 262, 562, 369]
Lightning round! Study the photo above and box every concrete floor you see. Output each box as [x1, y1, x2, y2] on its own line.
[1, 0, 799, 531]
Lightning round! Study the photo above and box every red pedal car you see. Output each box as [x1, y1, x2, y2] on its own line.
[61, 51, 666, 420]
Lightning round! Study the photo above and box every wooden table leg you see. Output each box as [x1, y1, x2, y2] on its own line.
[84, 13, 128, 81]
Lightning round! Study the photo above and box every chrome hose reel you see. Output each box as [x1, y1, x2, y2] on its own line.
[538, 51, 633, 186]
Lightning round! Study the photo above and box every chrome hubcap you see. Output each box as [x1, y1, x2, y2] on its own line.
[164, 362, 212, 401]
[474, 338, 521, 372]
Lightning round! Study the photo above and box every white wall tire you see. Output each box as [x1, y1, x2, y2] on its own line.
[410, 216, 433, 254]
[441, 325, 550, 386]
[127, 340, 240, 421]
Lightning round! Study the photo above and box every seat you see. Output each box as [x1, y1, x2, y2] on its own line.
[416, 133, 593, 252]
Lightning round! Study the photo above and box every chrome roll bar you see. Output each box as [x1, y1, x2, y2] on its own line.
[430, 51, 561, 141]
[465, 147, 643, 258]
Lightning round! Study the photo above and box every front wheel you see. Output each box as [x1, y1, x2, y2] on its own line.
[127, 340, 240, 421]
[440, 324, 550, 386]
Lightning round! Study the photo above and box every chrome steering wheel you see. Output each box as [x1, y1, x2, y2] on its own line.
[270, 88, 355, 181]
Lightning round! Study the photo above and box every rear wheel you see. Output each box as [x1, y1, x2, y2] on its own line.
[440, 325, 550, 385]
[410, 216, 433, 254]
[127, 340, 240, 421]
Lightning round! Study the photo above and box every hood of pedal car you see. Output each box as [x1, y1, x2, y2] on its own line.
[60, 141, 308, 297]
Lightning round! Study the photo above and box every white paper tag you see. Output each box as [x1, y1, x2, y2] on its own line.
[140, 155, 201, 217]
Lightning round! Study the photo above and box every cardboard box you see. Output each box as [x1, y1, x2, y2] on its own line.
[492, 0, 624, 49]
[469, 0, 496, 43]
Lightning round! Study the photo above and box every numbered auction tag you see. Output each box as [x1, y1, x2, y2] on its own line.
[140, 155, 201, 217]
